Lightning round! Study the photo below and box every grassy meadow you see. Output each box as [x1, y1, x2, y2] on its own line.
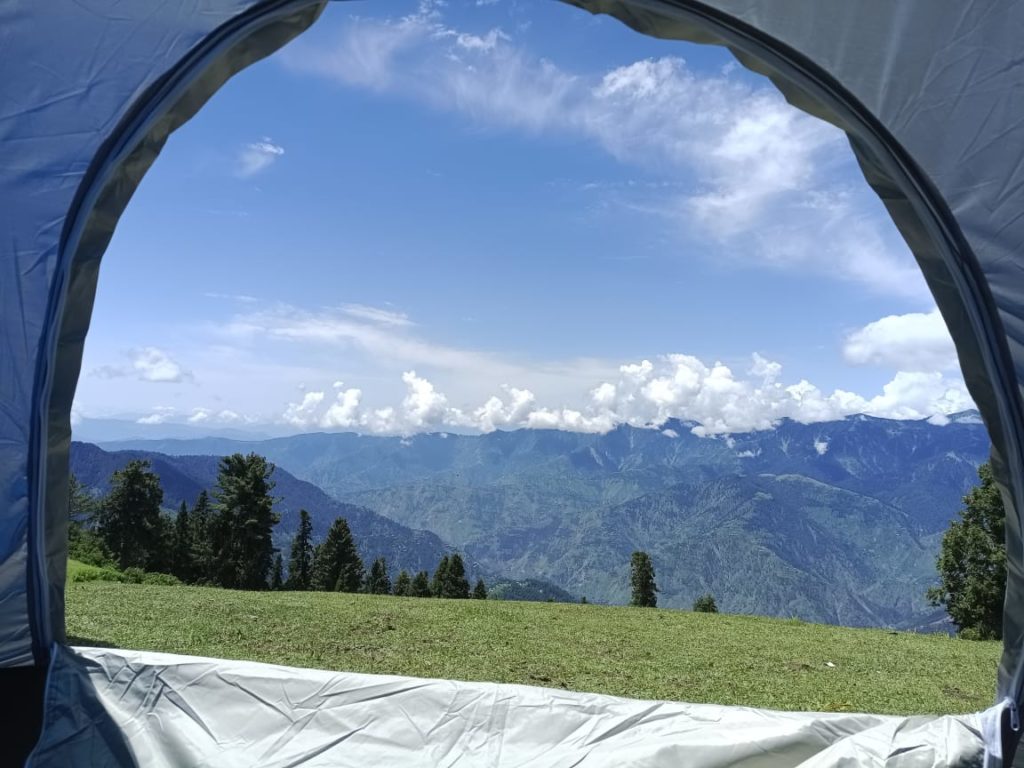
[65, 561, 1000, 716]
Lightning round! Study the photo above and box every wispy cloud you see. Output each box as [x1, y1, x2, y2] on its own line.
[205, 292, 259, 303]
[236, 137, 284, 178]
[283, 5, 926, 300]
[341, 303, 413, 327]
[91, 347, 191, 384]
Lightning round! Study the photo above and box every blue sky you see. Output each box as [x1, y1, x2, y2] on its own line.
[72, 0, 971, 437]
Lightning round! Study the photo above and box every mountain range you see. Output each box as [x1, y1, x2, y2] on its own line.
[94, 411, 990, 628]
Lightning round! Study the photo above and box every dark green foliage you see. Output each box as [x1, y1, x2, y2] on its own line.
[171, 501, 193, 582]
[444, 554, 470, 599]
[410, 571, 432, 597]
[96, 460, 164, 571]
[580, 597, 588, 604]
[431, 555, 449, 597]
[693, 594, 718, 613]
[630, 551, 657, 608]
[393, 570, 412, 596]
[928, 462, 1006, 640]
[431, 553, 470, 599]
[211, 453, 279, 590]
[472, 578, 487, 600]
[68, 474, 114, 567]
[270, 554, 284, 590]
[486, 579, 577, 603]
[119, 567, 181, 586]
[189, 491, 215, 584]
[286, 509, 314, 590]
[367, 558, 391, 595]
[311, 518, 364, 592]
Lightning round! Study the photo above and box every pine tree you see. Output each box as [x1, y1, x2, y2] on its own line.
[171, 500, 193, 582]
[311, 518, 364, 592]
[368, 557, 391, 595]
[211, 453, 279, 590]
[928, 462, 1007, 639]
[444, 553, 471, 599]
[270, 553, 284, 590]
[393, 570, 412, 596]
[472, 578, 487, 600]
[431, 555, 450, 597]
[411, 570, 432, 597]
[96, 460, 164, 571]
[189, 491, 215, 584]
[630, 551, 657, 608]
[67, 473, 111, 567]
[287, 509, 314, 590]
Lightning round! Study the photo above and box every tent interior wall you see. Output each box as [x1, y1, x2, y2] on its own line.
[3, 0, 1023, 765]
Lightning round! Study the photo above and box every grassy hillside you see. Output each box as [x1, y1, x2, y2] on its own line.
[66, 575, 1000, 715]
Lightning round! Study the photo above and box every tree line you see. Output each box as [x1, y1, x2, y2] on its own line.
[69, 454, 486, 599]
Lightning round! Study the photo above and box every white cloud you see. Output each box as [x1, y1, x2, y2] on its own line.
[205, 292, 258, 303]
[282, 391, 325, 427]
[236, 138, 284, 178]
[136, 406, 176, 425]
[341, 303, 413, 327]
[273, 353, 974, 437]
[814, 438, 829, 455]
[187, 408, 247, 425]
[91, 347, 190, 384]
[284, 7, 925, 299]
[843, 309, 958, 372]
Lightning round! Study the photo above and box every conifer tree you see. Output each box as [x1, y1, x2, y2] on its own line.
[367, 557, 391, 595]
[630, 551, 658, 608]
[189, 490, 215, 584]
[270, 553, 284, 590]
[311, 517, 364, 592]
[393, 570, 412, 596]
[171, 500, 193, 582]
[411, 570, 432, 597]
[67, 473, 110, 567]
[431, 555, 450, 597]
[444, 553, 471, 599]
[928, 462, 1007, 639]
[287, 509, 314, 590]
[211, 453, 279, 590]
[96, 459, 164, 571]
[472, 578, 487, 600]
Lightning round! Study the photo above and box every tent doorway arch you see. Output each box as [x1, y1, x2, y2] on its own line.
[4, 2, 1024, 765]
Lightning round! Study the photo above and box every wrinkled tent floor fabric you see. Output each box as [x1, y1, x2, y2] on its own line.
[28, 646, 989, 767]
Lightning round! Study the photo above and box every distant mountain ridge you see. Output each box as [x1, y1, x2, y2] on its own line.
[98, 413, 990, 627]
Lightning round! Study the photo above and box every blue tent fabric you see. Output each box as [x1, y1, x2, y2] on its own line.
[3, 0, 1024, 764]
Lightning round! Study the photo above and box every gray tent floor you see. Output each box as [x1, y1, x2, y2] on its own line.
[28, 646, 991, 766]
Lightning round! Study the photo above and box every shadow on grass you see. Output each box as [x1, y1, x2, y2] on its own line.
[66, 635, 119, 649]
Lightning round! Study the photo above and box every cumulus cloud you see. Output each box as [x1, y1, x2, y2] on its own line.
[136, 406, 176, 425]
[236, 138, 284, 177]
[843, 309, 958, 372]
[284, 6, 925, 299]
[276, 353, 974, 436]
[814, 438, 829, 455]
[282, 391, 325, 427]
[187, 408, 248, 425]
[91, 347, 191, 384]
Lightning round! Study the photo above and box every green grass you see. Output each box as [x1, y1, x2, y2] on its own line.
[66, 574, 1001, 716]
